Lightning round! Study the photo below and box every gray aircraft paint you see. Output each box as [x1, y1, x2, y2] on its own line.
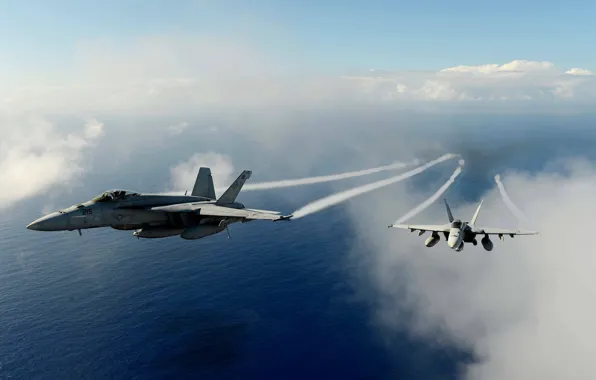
[27, 168, 292, 240]
[390, 198, 539, 251]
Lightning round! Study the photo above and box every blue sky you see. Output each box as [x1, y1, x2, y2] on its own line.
[1, 0, 594, 75]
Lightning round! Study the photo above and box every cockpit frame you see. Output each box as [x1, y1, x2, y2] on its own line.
[91, 189, 140, 203]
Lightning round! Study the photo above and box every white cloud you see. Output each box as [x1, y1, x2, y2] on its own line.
[414, 80, 470, 101]
[441, 60, 555, 74]
[346, 159, 596, 380]
[168, 152, 235, 195]
[2, 42, 595, 115]
[344, 60, 596, 103]
[0, 117, 104, 210]
[84, 118, 105, 139]
[566, 68, 593, 76]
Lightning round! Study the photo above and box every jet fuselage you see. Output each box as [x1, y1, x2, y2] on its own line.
[26, 168, 290, 241]
[27, 192, 244, 233]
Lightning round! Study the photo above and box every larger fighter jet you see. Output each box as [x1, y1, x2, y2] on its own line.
[389, 199, 538, 251]
[27, 168, 292, 240]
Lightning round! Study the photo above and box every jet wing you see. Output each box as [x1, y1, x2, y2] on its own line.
[390, 224, 450, 232]
[471, 227, 539, 236]
[150, 203, 292, 221]
[197, 205, 289, 221]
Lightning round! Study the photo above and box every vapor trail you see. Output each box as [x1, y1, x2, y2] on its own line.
[242, 160, 418, 191]
[392, 163, 464, 224]
[291, 154, 458, 219]
[494, 174, 529, 224]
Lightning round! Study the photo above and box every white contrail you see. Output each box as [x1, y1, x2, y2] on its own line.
[291, 154, 458, 219]
[160, 160, 419, 196]
[242, 160, 418, 191]
[494, 174, 529, 224]
[392, 163, 464, 225]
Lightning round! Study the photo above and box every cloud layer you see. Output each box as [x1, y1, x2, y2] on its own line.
[346, 60, 595, 103]
[346, 159, 596, 380]
[0, 117, 104, 210]
[1, 34, 594, 115]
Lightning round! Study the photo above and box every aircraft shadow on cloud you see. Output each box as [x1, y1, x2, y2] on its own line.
[389, 199, 539, 251]
[27, 168, 292, 240]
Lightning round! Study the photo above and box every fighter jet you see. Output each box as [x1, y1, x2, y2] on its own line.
[389, 199, 538, 251]
[27, 168, 292, 240]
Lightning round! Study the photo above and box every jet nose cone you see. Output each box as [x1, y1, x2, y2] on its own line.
[27, 212, 68, 231]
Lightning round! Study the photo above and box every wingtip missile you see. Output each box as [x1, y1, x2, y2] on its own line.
[275, 214, 293, 222]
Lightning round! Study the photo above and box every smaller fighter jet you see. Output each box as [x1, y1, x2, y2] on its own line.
[389, 199, 538, 251]
[27, 168, 292, 240]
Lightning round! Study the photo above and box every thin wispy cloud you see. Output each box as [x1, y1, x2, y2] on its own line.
[0, 116, 104, 210]
[2, 35, 595, 115]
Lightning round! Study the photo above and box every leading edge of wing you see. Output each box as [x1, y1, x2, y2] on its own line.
[389, 223, 450, 232]
[472, 227, 540, 235]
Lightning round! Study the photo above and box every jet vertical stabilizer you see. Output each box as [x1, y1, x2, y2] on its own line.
[444, 198, 454, 222]
[470, 199, 484, 227]
[192, 167, 216, 200]
[216, 170, 252, 205]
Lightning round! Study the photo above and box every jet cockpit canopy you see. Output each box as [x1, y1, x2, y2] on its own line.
[91, 189, 140, 203]
[452, 219, 463, 228]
